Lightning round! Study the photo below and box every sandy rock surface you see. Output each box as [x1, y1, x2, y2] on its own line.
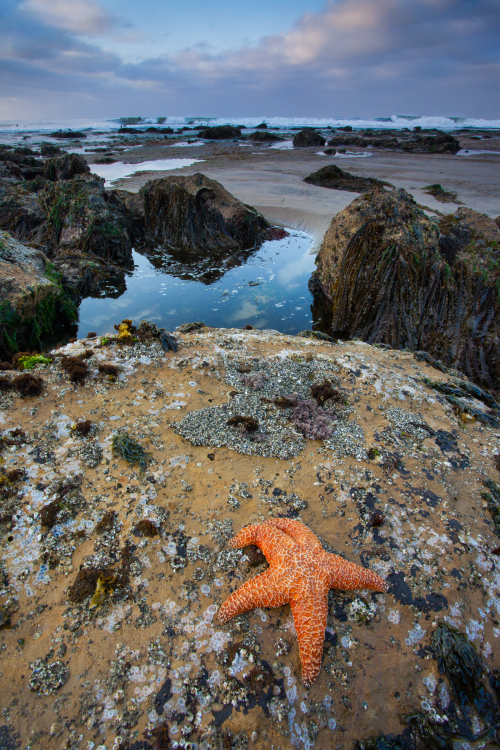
[0, 327, 499, 749]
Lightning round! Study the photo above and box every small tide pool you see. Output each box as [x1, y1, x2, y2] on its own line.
[91, 158, 203, 185]
[75, 229, 323, 337]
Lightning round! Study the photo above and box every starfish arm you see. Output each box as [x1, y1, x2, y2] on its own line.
[265, 518, 323, 551]
[290, 595, 329, 685]
[326, 554, 388, 592]
[227, 522, 297, 563]
[219, 568, 290, 622]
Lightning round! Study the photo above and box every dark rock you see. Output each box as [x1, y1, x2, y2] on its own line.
[49, 131, 87, 139]
[139, 173, 269, 254]
[43, 154, 90, 181]
[293, 129, 326, 147]
[313, 187, 500, 389]
[400, 133, 460, 154]
[256, 123, 268, 129]
[328, 136, 368, 148]
[0, 182, 47, 243]
[0, 230, 77, 359]
[40, 143, 63, 157]
[304, 165, 391, 193]
[198, 125, 242, 139]
[107, 189, 145, 245]
[249, 131, 283, 142]
[38, 174, 133, 294]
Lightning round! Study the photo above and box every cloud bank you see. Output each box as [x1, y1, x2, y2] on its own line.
[1, 0, 499, 118]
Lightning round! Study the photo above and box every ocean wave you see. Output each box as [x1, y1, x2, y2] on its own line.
[1, 115, 500, 134]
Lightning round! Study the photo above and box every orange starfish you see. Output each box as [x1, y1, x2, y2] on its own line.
[218, 518, 388, 684]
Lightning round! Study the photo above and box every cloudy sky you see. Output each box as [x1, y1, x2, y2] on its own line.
[1, 0, 499, 120]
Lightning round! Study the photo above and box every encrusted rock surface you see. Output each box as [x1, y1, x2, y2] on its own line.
[0, 325, 499, 749]
[312, 187, 500, 390]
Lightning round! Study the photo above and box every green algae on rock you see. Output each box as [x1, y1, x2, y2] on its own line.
[312, 187, 500, 390]
[0, 231, 77, 359]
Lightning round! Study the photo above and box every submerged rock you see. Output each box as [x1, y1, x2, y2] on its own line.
[312, 187, 500, 389]
[292, 129, 326, 147]
[0, 230, 76, 358]
[139, 173, 270, 254]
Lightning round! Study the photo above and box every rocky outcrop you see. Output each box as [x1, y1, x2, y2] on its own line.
[312, 187, 500, 389]
[400, 133, 460, 154]
[304, 165, 391, 193]
[198, 125, 242, 139]
[0, 230, 76, 358]
[38, 174, 133, 294]
[292, 129, 326, 147]
[0, 173, 133, 296]
[43, 154, 90, 182]
[249, 131, 283, 142]
[0, 181, 48, 244]
[139, 173, 270, 254]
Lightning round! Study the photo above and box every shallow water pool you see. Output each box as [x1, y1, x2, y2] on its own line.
[91, 158, 203, 185]
[76, 230, 321, 337]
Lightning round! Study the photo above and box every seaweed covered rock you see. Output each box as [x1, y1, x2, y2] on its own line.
[0, 181, 48, 243]
[38, 174, 133, 294]
[0, 147, 45, 182]
[304, 165, 391, 193]
[0, 230, 76, 359]
[312, 187, 500, 389]
[139, 173, 270, 254]
[292, 129, 326, 147]
[42, 153, 90, 182]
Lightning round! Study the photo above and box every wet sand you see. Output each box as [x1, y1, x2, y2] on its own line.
[105, 138, 500, 242]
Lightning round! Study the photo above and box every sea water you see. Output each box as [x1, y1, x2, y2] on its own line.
[76, 230, 319, 338]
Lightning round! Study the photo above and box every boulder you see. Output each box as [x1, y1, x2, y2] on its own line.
[43, 154, 90, 181]
[401, 133, 460, 153]
[327, 136, 368, 148]
[139, 173, 270, 254]
[312, 187, 500, 388]
[37, 174, 133, 293]
[0, 182, 47, 243]
[49, 130, 87, 139]
[40, 143, 63, 157]
[249, 131, 283, 142]
[303, 165, 391, 193]
[198, 125, 242, 140]
[0, 149, 44, 180]
[292, 129, 326, 147]
[0, 230, 76, 358]
[255, 122, 268, 129]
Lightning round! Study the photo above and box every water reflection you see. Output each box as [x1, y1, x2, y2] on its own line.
[76, 229, 324, 336]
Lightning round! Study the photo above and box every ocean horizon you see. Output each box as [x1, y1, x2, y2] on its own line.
[1, 113, 500, 133]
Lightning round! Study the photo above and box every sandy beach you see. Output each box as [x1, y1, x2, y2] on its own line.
[105, 137, 500, 242]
